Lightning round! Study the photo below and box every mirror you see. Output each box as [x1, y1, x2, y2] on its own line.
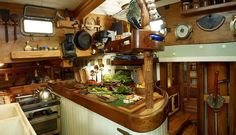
[21, 18, 55, 36]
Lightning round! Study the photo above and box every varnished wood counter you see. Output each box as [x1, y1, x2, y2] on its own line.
[50, 82, 168, 133]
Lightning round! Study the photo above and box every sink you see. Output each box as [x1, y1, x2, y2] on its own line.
[0, 103, 36, 135]
[0, 103, 18, 120]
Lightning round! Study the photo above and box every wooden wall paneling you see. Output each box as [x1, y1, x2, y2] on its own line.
[158, 3, 236, 46]
[178, 63, 184, 111]
[229, 62, 236, 135]
[207, 63, 229, 135]
[160, 63, 167, 89]
[83, 14, 116, 33]
[0, 2, 116, 64]
[0, 2, 66, 63]
[197, 62, 205, 135]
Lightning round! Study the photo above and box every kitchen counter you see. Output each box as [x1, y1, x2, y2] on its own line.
[50, 80, 168, 133]
[0, 103, 36, 135]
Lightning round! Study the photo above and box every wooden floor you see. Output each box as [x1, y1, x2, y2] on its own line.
[169, 111, 197, 135]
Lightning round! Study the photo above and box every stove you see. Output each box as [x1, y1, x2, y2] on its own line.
[16, 91, 61, 135]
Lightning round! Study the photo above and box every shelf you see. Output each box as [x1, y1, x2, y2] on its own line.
[56, 20, 74, 29]
[181, 2, 236, 15]
[111, 59, 144, 66]
[111, 58, 159, 66]
[11, 50, 61, 59]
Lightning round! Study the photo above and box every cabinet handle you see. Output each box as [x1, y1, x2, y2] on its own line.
[117, 128, 131, 135]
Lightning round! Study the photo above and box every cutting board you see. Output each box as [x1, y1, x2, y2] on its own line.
[118, 92, 163, 113]
[79, 68, 88, 83]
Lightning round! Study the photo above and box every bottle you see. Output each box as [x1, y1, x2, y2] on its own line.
[24, 41, 32, 51]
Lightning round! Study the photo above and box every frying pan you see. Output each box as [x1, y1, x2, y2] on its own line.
[73, 30, 92, 50]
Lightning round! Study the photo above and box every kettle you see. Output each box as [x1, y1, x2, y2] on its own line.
[34, 87, 54, 102]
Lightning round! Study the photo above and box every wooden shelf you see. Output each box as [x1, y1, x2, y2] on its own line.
[56, 20, 74, 29]
[181, 2, 236, 15]
[111, 58, 159, 66]
[11, 50, 61, 59]
[111, 59, 144, 66]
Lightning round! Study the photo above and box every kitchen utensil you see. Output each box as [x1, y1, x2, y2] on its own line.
[1, 9, 10, 42]
[196, 14, 225, 31]
[73, 30, 92, 50]
[10, 14, 19, 41]
[99, 64, 104, 82]
[93, 30, 110, 44]
[96, 94, 118, 103]
[94, 65, 99, 82]
[90, 70, 95, 80]
[79, 68, 88, 84]
[74, 68, 81, 83]
[34, 87, 54, 102]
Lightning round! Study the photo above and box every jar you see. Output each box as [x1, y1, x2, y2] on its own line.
[182, 2, 191, 11]
[202, 0, 209, 6]
[193, 2, 200, 8]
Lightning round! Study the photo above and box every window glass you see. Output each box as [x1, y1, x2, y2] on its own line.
[21, 18, 55, 36]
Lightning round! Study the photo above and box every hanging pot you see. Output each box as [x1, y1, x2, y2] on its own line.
[73, 30, 92, 50]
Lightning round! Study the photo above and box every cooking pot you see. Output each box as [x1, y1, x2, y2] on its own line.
[73, 30, 92, 50]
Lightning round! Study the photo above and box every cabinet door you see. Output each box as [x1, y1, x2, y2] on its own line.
[60, 97, 89, 135]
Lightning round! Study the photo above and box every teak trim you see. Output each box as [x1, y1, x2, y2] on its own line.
[73, 0, 104, 20]
[50, 83, 168, 132]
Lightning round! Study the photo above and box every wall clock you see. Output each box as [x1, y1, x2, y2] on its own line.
[84, 17, 96, 30]
[175, 24, 192, 39]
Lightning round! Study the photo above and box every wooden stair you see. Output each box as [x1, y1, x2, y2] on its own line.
[169, 111, 197, 135]
[183, 98, 197, 113]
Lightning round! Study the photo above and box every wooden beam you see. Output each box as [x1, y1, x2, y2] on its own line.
[72, 0, 105, 20]
[143, 51, 154, 108]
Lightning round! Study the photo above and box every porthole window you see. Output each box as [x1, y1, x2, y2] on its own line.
[21, 18, 55, 36]
[21, 5, 56, 36]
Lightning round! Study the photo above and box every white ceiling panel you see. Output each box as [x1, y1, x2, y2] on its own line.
[91, 0, 131, 15]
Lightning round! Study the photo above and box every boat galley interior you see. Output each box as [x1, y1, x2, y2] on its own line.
[0, 0, 236, 135]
